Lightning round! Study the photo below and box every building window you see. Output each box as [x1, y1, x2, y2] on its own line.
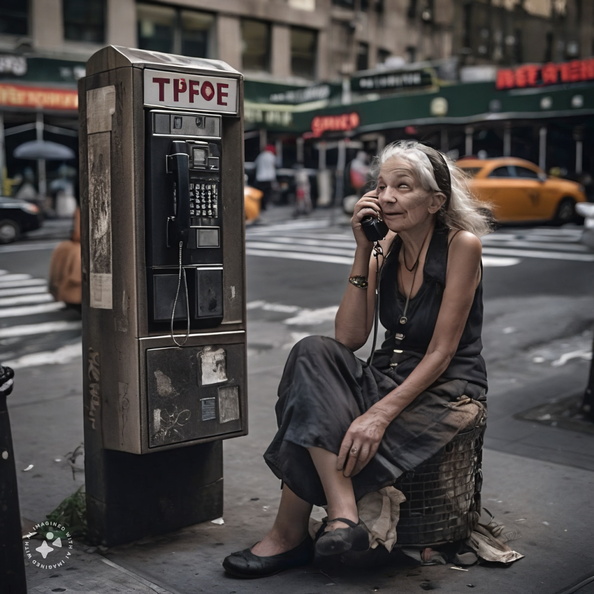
[138, 4, 174, 53]
[407, 0, 417, 19]
[0, 0, 28, 36]
[241, 19, 271, 73]
[332, 0, 356, 8]
[377, 48, 390, 65]
[137, 4, 214, 57]
[63, 0, 106, 43]
[180, 10, 213, 57]
[545, 31, 554, 62]
[513, 28, 523, 64]
[291, 27, 317, 79]
[405, 45, 417, 63]
[356, 42, 369, 71]
[462, 2, 472, 51]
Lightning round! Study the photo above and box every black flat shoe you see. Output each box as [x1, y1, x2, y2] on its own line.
[315, 517, 369, 557]
[222, 536, 314, 578]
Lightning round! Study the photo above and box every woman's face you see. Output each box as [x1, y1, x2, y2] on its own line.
[376, 155, 442, 231]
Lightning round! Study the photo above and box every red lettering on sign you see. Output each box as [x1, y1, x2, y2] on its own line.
[497, 58, 594, 90]
[217, 83, 229, 106]
[173, 78, 187, 102]
[515, 65, 539, 87]
[310, 112, 360, 137]
[541, 63, 559, 85]
[152, 77, 171, 102]
[189, 80, 200, 102]
[495, 69, 515, 90]
[202, 81, 215, 102]
[584, 59, 594, 80]
[560, 60, 583, 83]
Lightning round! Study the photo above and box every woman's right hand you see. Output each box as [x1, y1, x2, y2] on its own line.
[351, 190, 381, 245]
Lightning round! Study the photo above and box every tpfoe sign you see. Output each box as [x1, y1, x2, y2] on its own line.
[144, 68, 239, 113]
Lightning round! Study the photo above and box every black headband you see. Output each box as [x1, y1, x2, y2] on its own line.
[419, 146, 452, 203]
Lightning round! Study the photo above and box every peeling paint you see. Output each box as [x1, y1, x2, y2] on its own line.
[200, 347, 227, 385]
[218, 386, 240, 423]
[154, 369, 178, 398]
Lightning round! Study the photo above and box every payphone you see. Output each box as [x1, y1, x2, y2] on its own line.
[146, 111, 225, 330]
[79, 46, 246, 545]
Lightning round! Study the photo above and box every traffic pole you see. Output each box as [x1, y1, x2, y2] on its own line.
[0, 365, 27, 594]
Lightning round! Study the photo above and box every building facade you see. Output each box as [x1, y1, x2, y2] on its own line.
[1, 0, 593, 201]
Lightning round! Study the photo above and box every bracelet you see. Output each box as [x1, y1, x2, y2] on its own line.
[348, 275, 368, 289]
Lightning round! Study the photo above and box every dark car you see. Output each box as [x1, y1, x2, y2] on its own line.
[0, 196, 43, 243]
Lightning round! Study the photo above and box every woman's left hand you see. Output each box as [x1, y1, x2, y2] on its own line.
[337, 409, 389, 477]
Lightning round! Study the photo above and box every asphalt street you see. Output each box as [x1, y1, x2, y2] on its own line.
[4, 209, 594, 594]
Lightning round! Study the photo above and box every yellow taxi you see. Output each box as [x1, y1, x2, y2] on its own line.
[456, 157, 587, 224]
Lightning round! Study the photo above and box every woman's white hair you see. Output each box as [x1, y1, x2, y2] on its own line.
[371, 140, 493, 237]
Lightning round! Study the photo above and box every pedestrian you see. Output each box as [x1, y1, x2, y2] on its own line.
[293, 163, 312, 216]
[222, 140, 493, 578]
[349, 150, 370, 193]
[48, 207, 82, 312]
[254, 144, 278, 211]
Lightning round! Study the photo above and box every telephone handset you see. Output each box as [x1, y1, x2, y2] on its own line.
[361, 216, 388, 242]
[167, 140, 191, 247]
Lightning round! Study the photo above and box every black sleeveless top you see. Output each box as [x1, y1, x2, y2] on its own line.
[372, 225, 488, 395]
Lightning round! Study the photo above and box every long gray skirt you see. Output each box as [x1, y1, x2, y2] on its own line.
[263, 335, 486, 506]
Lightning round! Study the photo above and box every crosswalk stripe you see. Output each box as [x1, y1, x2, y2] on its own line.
[0, 320, 81, 338]
[0, 286, 48, 297]
[0, 302, 66, 318]
[248, 241, 354, 257]
[482, 246, 594, 261]
[0, 293, 54, 306]
[0, 273, 36, 282]
[483, 238, 592, 252]
[246, 225, 593, 265]
[3, 341, 82, 369]
[247, 248, 353, 265]
[0, 278, 47, 288]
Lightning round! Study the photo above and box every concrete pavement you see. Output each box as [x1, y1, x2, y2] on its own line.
[6, 206, 594, 593]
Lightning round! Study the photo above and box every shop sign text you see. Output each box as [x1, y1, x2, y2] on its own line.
[352, 70, 433, 92]
[0, 83, 78, 110]
[310, 112, 360, 137]
[144, 69, 238, 114]
[497, 58, 594, 90]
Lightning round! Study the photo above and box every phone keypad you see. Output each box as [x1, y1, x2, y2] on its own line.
[190, 181, 219, 221]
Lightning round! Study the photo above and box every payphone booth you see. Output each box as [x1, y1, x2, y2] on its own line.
[79, 46, 247, 545]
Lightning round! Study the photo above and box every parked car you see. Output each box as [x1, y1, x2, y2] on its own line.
[457, 157, 586, 225]
[0, 196, 43, 243]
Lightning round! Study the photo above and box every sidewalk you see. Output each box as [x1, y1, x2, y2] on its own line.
[7, 206, 594, 594]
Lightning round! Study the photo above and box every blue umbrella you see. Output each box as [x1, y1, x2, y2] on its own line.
[14, 140, 75, 160]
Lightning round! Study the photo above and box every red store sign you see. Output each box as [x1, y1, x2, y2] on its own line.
[0, 83, 78, 110]
[496, 58, 594, 90]
[310, 112, 360, 137]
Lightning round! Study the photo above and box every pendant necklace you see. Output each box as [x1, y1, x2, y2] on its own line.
[398, 261, 419, 326]
[397, 225, 433, 328]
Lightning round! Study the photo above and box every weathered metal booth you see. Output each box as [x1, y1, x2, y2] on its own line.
[79, 45, 247, 545]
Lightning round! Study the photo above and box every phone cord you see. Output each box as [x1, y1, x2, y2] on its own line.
[170, 240, 190, 347]
[366, 242, 384, 367]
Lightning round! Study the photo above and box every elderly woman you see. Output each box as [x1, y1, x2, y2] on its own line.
[223, 141, 492, 578]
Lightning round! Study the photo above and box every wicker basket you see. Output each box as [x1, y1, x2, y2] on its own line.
[393, 421, 486, 546]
